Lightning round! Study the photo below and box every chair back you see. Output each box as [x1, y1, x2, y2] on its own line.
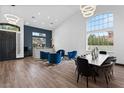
[56, 50, 65, 57]
[77, 57, 92, 76]
[48, 53, 61, 64]
[68, 51, 77, 59]
[102, 56, 116, 65]
[108, 56, 117, 63]
[101, 61, 114, 72]
[99, 51, 107, 54]
[40, 51, 49, 60]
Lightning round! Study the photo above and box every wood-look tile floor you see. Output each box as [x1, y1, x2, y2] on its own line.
[0, 57, 124, 88]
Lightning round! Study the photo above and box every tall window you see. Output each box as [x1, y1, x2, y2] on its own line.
[87, 13, 114, 51]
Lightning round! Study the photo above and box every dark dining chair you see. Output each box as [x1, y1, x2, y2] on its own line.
[76, 57, 97, 87]
[99, 51, 107, 54]
[102, 56, 117, 76]
[100, 62, 114, 86]
[102, 56, 116, 65]
[94, 56, 116, 87]
[74, 56, 80, 75]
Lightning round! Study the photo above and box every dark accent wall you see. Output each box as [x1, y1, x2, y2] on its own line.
[24, 25, 52, 56]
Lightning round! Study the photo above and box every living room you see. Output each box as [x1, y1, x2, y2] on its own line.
[0, 0, 124, 92]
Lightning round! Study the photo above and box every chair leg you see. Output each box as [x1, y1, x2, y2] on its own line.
[104, 74, 109, 87]
[86, 77, 88, 88]
[107, 74, 111, 82]
[75, 67, 77, 75]
[93, 76, 96, 83]
[77, 73, 80, 83]
[111, 69, 114, 79]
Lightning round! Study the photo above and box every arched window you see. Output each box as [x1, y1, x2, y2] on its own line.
[0, 23, 20, 32]
[87, 13, 114, 51]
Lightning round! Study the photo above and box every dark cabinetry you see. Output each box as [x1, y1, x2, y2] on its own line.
[0, 31, 16, 61]
[24, 47, 32, 57]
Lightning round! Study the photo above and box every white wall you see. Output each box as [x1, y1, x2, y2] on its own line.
[16, 19, 24, 58]
[53, 10, 86, 55]
[53, 6, 124, 64]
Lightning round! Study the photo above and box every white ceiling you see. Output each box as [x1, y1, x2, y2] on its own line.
[0, 5, 80, 30]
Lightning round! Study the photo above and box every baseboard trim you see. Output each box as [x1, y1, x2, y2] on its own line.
[16, 57, 24, 60]
[115, 63, 124, 66]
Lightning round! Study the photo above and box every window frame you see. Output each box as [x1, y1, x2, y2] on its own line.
[86, 12, 114, 52]
[32, 32, 46, 38]
[0, 23, 20, 32]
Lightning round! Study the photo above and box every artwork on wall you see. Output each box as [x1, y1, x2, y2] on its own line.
[32, 37, 46, 49]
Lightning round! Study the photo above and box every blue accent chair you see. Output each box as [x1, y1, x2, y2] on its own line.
[68, 51, 77, 60]
[40, 51, 49, 60]
[48, 53, 61, 64]
[56, 49, 65, 58]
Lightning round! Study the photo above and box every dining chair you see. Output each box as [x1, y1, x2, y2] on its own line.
[101, 56, 116, 75]
[99, 51, 107, 54]
[74, 56, 80, 75]
[76, 57, 97, 87]
[100, 62, 114, 87]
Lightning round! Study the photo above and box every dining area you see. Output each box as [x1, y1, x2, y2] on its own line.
[74, 48, 117, 88]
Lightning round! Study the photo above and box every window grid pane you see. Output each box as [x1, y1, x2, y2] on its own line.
[87, 13, 114, 51]
[87, 13, 113, 32]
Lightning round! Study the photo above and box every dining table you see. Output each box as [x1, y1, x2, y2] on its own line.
[84, 53, 110, 66]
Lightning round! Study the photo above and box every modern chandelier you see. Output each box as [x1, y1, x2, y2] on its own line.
[80, 5, 96, 18]
[4, 14, 20, 25]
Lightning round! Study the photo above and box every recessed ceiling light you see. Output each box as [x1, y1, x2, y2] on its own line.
[50, 22, 54, 25]
[32, 16, 35, 19]
[38, 12, 41, 15]
[48, 16, 50, 19]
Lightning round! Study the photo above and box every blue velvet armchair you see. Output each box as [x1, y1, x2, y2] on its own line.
[40, 51, 49, 60]
[68, 51, 77, 60]
[48, 53, 61, 64]
[56, 49, 65, 58]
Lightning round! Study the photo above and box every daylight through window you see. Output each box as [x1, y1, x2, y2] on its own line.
[87, 13, 114, 51]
